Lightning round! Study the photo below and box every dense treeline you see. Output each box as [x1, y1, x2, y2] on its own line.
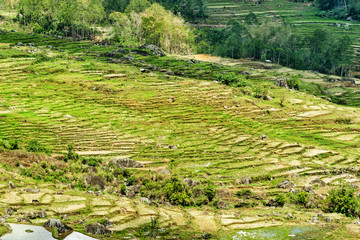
[103, 0, 207, 20]
[197, 20, 352, 75]
[290, 0, 360, 20]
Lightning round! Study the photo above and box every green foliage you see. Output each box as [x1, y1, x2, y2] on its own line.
[275, 194, 286, 207]
[204, 184, 216, 202]
[26, 139, 52, 155]
[287, 76, 300, 90]
[216, 72, 238, 85]
[295, 191, 310, 206]
[125, 0, 150, 13]
[245, 12, 259, 25]
[326, 183, 360, 218]
[165, 178, 193, 206]
[121, 183, 126, 195]
[82, 157, 102, 167]
[63, 144, 79, 162]
[235, 189, 253, 198]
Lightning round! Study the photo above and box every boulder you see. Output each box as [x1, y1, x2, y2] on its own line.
[276, 179, 294, 189]
[140, 197, 151, 205]
[309, 178, 326, 187]
[8, 181, 15, 189]
[259, 134, 267, 140]
[17, 217, 32, 223]
[16, 42, 23, 46]
[276, 78, 288, 88]
[139, 44, 165, 57]
[84, 175, 105, 190]
[217, 201, 228, 209]
[311, 216, 320, 223]
[43, 219, 72, 233]
[267, 198, 277, 207]
[202, 232, 212, 239]
[84, 223, 112, 235]
[183, 178, 200, 187]
[111, 158, 143, 168]
[235, 177, 253, 185]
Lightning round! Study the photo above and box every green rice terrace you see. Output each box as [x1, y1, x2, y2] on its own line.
[0, 24, 360, 239]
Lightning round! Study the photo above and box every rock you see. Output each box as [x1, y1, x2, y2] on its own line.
[183, 178, 200, 187]
[5, 208, 14, 216]
[285, 213, 294, 219]
[259, 134, 267, 140]
[8, 181, 16, 189]
[276, 78, 289, 88]
[95, 190, 103, 196]
[32, 200, 39, 203]
[36, 210, 47, 218]
[241, 71, 251, 75]
[202, 232, 212, 239]
[156, 168, 172, 175]
[85, 223, 112, 235]
[16, 42, 23, 46]
[235, 177, 253, 185]
[139, 44, 165, 57]
[17, 217, 32, 223]
[289, 173, 299, 179]
[349, 167, 357, 172]
[168, 145, 177, 150]
[27, 43, 35, 47]
[25, 188, 39, 193]
[347, 16, 353, 21]
[303, 186, 315, 194]
[126, 189, 135, 198]
[0, 217, 5, 224]
[120, 55, 135, 63]
[140, 68, 149, 73]
[111, 158, 143, 168]
[310, 178, 326, 187]
[84, 175, 105, 190]
[217, 201, 228, 209]
[11, 30, 17, 32]
[276, 179, 294, 189]
[140, 197, 151, 205]
[289, 188, 298, 194]
[62, 214, 69, 221]
[43, 219, 72, 233]
[325, 216, 331, 222]
[267, 198, 277, 207]
[78, 219, 85, 225]
[127, 185, 141, 193]
[99, 219, 113, 228]
[265, 59, 272, 63]
[75, 56, 84, 61]
[311, 216, 320, 223]
[26, 212, 37, 219]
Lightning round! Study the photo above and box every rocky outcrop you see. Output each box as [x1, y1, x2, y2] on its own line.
[111, 158, 143, 168]
[310, 178, 326, 187]
[84, 175, 105, 190]
[43, 219, 72, 233]
[85, 223, 112, 235]
[156, 168, 172, 175]
[139, 44, 165, 57]
[276, 179, 294, 189]
[235, 177, 253, 185]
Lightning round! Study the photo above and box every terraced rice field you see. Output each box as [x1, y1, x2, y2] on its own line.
[203, 0, 360, 74]
[0, 31, 360, 238]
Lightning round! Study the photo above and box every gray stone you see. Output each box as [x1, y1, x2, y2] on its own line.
[85, 223, 112, 235]
[235, 177, 253, 185]
[310, 178, 326, 187]
[8, 181, 15, 189]
[217, 201, 228, 209]
[140, 197, 151, 205]
[84, 175, 105, 190]
[111, 158, 143, 168]
[277, 179, 294, 189]
[156, 168, 172, 175]
[139, 44, 165, 57]
[311, 216, 320, 223]
[43, 219, 72, 233]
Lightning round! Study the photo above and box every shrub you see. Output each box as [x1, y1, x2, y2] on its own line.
[326, 184, 360, 218]
[165, 178, 193, 206]
[275, 194, 286, 207]
[296, 191, 310, 206]
[216, 72, 238, 85]
[235, 189, 253, 198]
[204, 184, 216, 202]
[26, 139, 52, 155]
[121, 184, 126, 195]
[63, 144, 79, 162]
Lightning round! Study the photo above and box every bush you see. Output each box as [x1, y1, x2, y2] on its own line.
[165, 178, 193, 206]
[216, 72, 238, 85]
[26, 139, 52, 155]
[275, 194, 286, 207]
[63, 144, 79, 162]
[235, 189, 254, 198]
[326, 184, 360, 218]
[295, 191, 310, 206]
[121, 184, 126, 195]
[204, 184, 216, 202]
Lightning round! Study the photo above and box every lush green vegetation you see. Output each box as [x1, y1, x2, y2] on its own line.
[197, 19, 352, 75]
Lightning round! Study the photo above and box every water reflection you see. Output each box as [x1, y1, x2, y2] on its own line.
[0, 223, 97, 240]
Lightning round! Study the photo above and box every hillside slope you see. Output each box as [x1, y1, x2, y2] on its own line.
[0, 31, 360, 239]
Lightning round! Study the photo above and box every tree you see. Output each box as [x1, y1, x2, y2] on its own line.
[125, 0, 150, 13]
[103, 0, 129, 14]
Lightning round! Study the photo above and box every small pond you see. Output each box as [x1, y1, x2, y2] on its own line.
[0, 223, 98, 240]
